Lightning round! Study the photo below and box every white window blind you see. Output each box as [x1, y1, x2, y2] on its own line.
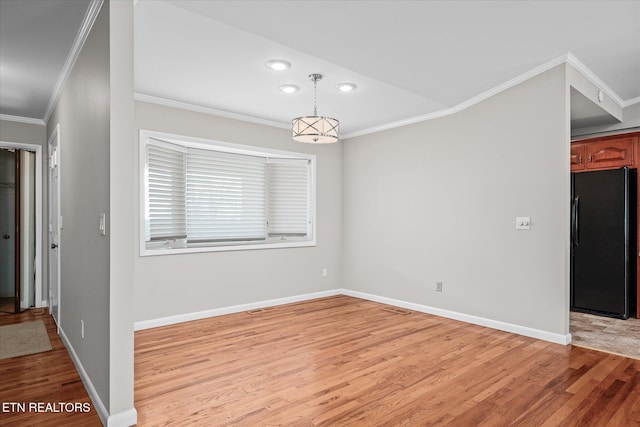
[141, 130, 316, 254]
[267, 159, 310, 236]
[187, 148, 266, 242]
[145, 140, 186, 242]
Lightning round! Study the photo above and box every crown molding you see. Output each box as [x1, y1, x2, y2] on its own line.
[565, 52, 625, 107]
[135, 55, 570, 141]
[0, 114, 46, 126]
[43, 0, 104, 123]
[342, 53, 570, 139]
[134, 52, 631, 141]
[343, 52, 630, 140]
[134, 93, 290, 130]
[623, 96, 640, 108]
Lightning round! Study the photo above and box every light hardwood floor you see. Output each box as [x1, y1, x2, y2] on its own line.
[0, 309, 102, 426]
[135, 295, 640, 426]
[2, 298, 639, 426]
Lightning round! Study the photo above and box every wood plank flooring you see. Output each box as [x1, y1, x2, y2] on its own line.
[0, 309, 102, 426]
[135, 295, 640, 426]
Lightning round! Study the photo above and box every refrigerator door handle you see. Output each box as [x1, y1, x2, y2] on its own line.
[573, 195, 580, 247]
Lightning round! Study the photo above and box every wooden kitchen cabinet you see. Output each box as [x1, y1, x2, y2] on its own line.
[570, 144, 586, 171]
[571, 133, 637, 172]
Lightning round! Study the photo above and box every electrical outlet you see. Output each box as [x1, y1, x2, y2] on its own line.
[322, 268, 328, 278]
[81, 320, 85, 339]
[436, 282, 443, 292]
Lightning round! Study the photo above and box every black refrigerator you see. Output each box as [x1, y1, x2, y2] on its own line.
[571, 167, 637, 319]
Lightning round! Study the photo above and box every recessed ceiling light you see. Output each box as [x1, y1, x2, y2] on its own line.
[336, 82, 357, 92]
[265, 59, 291, 71]
[279, 84, 299, 94]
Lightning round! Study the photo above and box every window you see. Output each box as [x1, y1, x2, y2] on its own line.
[140, 130, 316, 255]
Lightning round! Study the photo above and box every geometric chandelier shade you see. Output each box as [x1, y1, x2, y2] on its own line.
[292, 74, 340, 143]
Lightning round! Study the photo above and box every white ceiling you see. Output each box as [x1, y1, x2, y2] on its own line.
[2, 0, 640, 135]
[0, 0, 92, 119]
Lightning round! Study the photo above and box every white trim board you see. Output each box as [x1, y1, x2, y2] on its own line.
[134, 289, 571, 345]
[565, 53, 625, 108]
[134, 52, 629, 142]
[0, 114, 46, 126]
[341, 290, 572, 346]
[134, 93, 290, 130]
[343, 52, 628, 139]
[58, 327, 109, 425]
[59, 327, 138, 427]
[623, 96, 640, 108]
[134, 289, 343, 331]
[107, 408, 138, 427]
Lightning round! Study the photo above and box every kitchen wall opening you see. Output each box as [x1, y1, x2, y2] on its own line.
[569, 130, 640, 359]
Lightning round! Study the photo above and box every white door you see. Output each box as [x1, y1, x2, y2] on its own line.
[48, 128, 61, 328]
[20, 150, 36, 310]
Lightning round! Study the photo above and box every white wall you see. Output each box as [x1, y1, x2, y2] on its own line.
[134, 101, 343, 323]
[343, 64, 570, 338]
[108, 1, 136, 424]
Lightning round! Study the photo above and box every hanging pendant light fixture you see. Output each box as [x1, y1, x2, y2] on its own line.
[292, 74, 339, 143]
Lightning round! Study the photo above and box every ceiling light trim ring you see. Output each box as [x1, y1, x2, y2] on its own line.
[279, 84, 300, 94]
[336, 82, 357, 92]
[265, 59, 291, 71]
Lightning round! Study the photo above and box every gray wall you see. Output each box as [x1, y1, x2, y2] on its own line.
[0, 120, 46, 145]
[343, 64, 570, 336]
[134, 101, 343, 323]
[46, 2, 111, 412]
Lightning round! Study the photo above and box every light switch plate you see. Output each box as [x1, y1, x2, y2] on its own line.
[516, 216, 531, 230]
[99, 213, 106, 236]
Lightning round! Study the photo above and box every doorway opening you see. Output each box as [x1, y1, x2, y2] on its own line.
[0, 142, 43, 314]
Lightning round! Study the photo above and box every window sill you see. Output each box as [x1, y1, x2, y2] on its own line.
[140, 239, 317, 257]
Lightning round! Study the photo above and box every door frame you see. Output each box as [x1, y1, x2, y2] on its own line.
[0, 141, 43, 308]
[48, 124, 61, 330]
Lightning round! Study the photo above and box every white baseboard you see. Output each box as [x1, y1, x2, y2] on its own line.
[341, 289, 572, 345]
[59, 329, 138, 426]
[107, 408, 138, 427]
[58, 327, 109, 425]
[134, 289, 343, 331]
[134, 288, 571, 345]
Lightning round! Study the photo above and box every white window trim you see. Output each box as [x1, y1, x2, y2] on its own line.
[139, 129, 317, 256]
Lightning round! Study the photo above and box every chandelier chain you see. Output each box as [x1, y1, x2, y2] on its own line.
[313, 76, 318, 116]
